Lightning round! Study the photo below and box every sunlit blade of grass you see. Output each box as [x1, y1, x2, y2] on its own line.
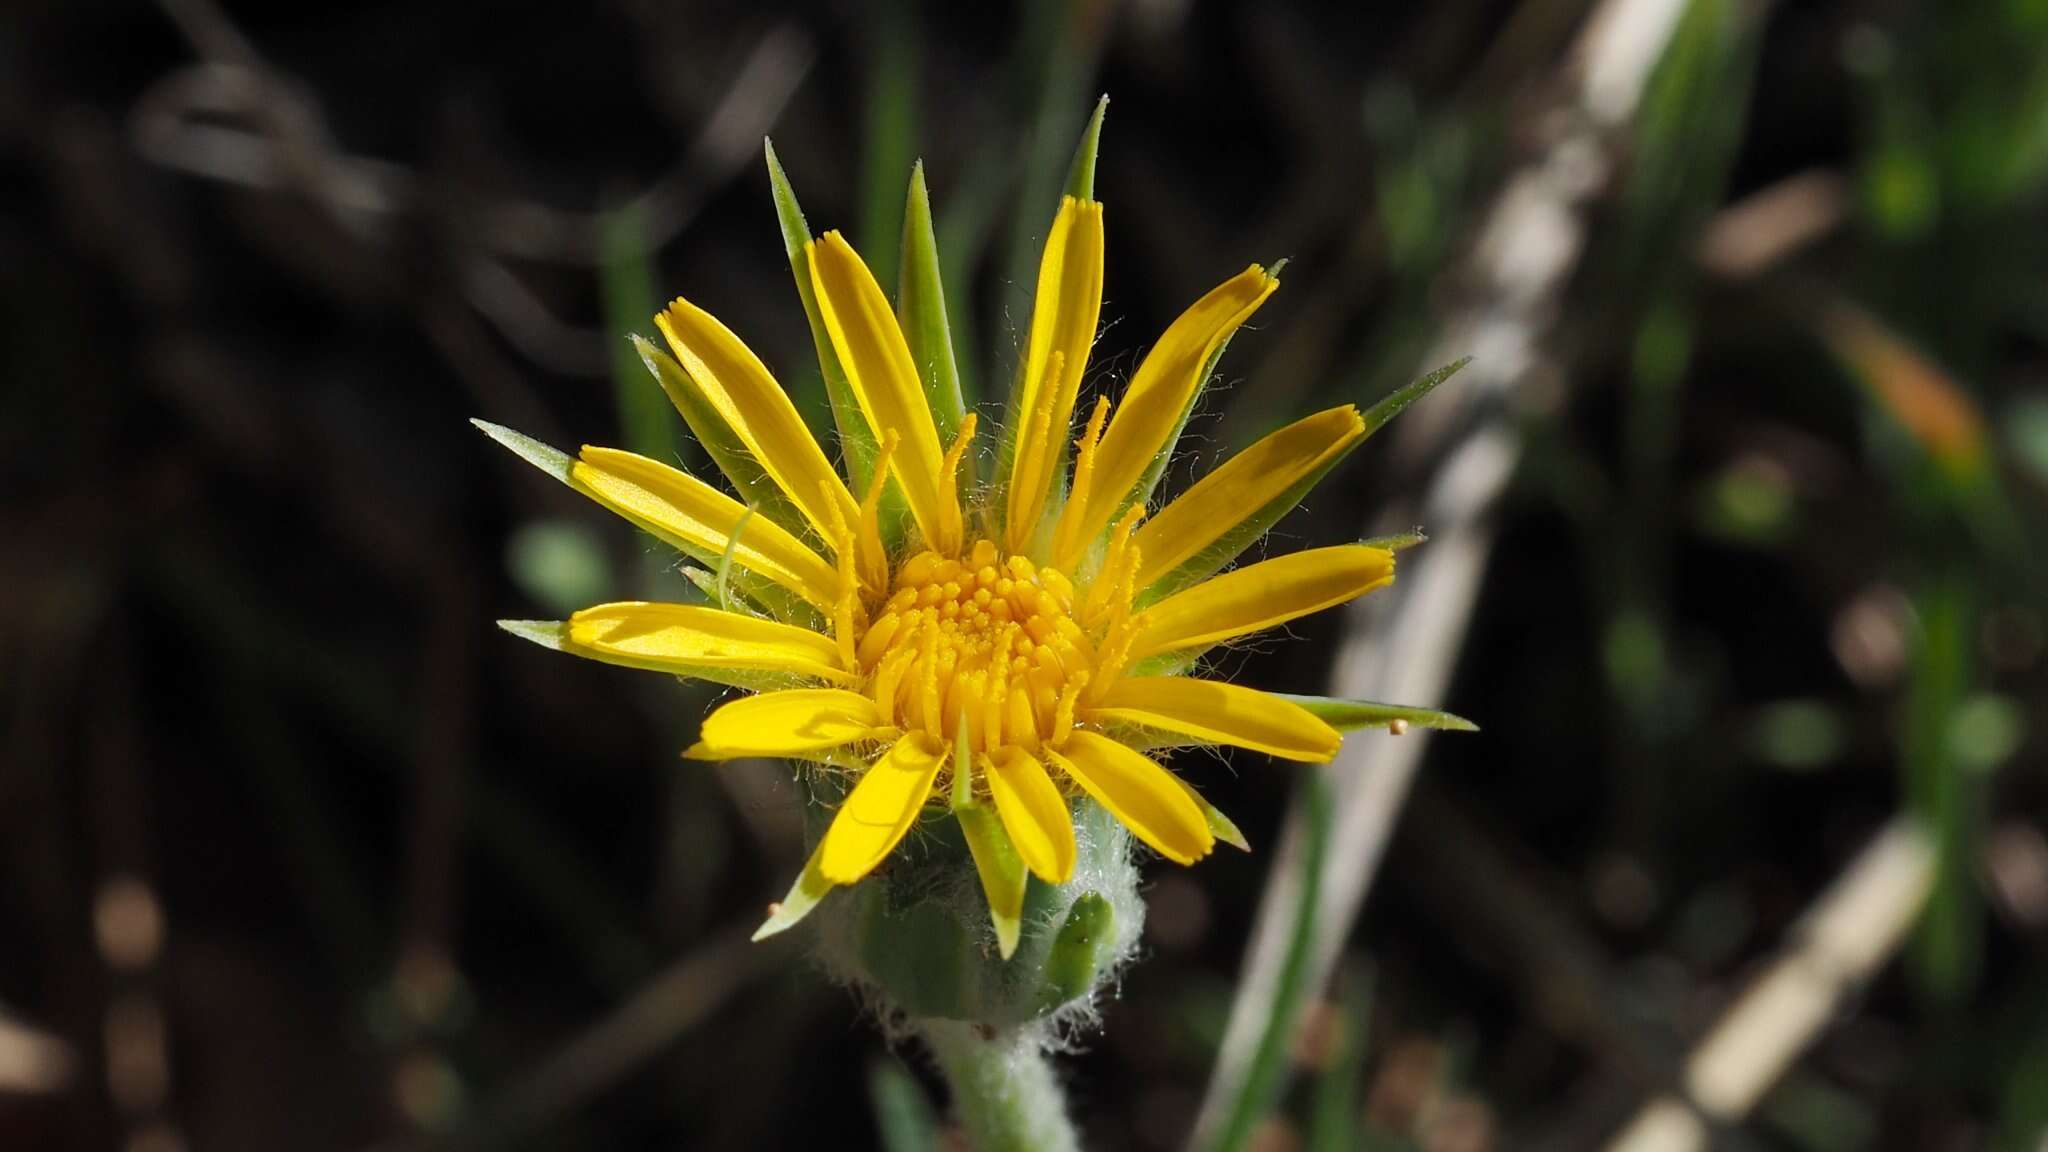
[1204, 771, 1330, 1152]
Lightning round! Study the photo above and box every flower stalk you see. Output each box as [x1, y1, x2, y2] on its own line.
[923, 1020, 1080, 1152]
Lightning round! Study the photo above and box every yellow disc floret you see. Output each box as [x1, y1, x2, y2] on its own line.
[859, 538, 1094, 754]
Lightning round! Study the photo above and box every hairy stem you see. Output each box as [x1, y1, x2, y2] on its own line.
[922, 1020, 1080, 1152]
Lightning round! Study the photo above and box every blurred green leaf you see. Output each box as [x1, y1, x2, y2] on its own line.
[1950, 694, 2025, 773]
[869, 1059, 940, 1152]
[1748, 699, 1847, 771]
[859, 0, 918, 291]
[506, 520, 613, 616]
[600, 203, 682, 466]
[2005, 394, 2048, 483]
[1866, 143, 1941, 239]
[1307, 963, 1375, 1152]
[1696, 459, 1798, 547]
[1762, 1073, 1879, 1152]
[1906, 577, 1981, 1000]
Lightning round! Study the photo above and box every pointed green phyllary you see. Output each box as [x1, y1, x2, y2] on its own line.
[1036, 891, 1114, 1011]
[899, 162, 968, 454]
[471, 419, 810, 624]
[1063, 94, 1109, 201]
[1277, 694, 1479, 733]
[754, 841, 834, 942]
[1363, 356, 1470, 437]
[951, 721, 1028, 959]
[766, 139, 879, 495]
[1174, 777, 1251, 852]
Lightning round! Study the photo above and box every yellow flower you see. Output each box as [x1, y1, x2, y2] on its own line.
[479, 140, 1420, 958]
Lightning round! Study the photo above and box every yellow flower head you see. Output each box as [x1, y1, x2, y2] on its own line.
[479, 109, 1449, 958]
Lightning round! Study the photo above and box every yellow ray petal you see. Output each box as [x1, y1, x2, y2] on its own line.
[1045, 731, 1212, 865]
[1132, 544, 1395, 660]
[683, 688, 888, 760]
[1086, 677, 1342, 763]
[1005, 196, 1105, 555]
[559, 601, 849, 684]
[655, 298, 860, 542]
[819, 733, 946, 884]
[1064, 265, 1276, 550]
[983, 747, 1078, 884]
[806, 231, 958, 554]
[570, 447, 842, 611]
[1133, 405, 1365, 591]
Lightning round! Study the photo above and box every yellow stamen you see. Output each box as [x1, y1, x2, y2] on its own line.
[1005, 350, 1066, 556]
[857, 432, 901, 595]
[1051, 394, 1113, 572]
[935, 412, 979, 556]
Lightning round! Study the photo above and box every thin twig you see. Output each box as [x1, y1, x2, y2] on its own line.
[1603, 818, 1935, 1152]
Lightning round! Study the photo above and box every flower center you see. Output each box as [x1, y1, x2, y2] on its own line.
[857, 538, 1092, 753]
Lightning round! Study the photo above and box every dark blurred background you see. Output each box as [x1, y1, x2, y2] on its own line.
[4, 1, 2047, 1149]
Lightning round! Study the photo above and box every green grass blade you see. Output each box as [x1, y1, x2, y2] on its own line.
[859, 0, 917, 291]
[600, 203, 683, 466]
[1206, 770, 1331, 1152]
